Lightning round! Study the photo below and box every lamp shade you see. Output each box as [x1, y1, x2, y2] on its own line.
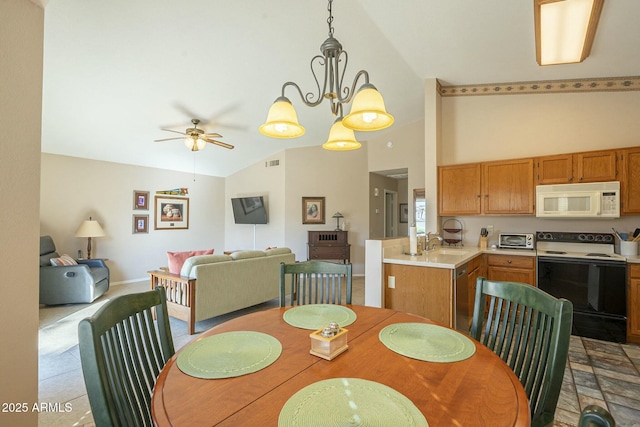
[535, 0, 604, 65]
[184, 136, 206, 151]
[342, 84, 394, 131]
[322, 118, 361, 151]
[259, 96, 306, 138]
[75, 218, 105, 238]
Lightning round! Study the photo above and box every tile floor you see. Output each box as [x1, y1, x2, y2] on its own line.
[38, 278, 640, 426]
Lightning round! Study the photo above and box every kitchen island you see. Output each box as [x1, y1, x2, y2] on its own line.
[379, 242, 536, 331]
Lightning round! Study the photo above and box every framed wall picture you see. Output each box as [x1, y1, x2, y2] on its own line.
[155, 196, 189, 230]
[133, 214, 149, 234]
[302, 197, 325, 224]
[133, 190, 149, 210]
[399, 203, 409, 223]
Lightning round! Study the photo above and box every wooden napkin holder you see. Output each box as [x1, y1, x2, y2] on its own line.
[309, 327, 349, 360]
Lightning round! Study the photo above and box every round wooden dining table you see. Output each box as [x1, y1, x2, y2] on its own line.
[152, 305, 530, 426]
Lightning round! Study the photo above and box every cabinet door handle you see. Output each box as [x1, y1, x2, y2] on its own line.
[507, 259, 512, 264]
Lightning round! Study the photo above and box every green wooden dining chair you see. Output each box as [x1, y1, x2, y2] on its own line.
[280, 260, 352, 306]
[78, 286, 175, 427]
[578, 405, 616, 427]
[469, 277, 573, 427]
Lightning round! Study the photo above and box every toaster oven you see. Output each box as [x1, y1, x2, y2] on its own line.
[498, 233, 535, 250]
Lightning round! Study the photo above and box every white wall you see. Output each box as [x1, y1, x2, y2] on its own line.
[0, 1, 43, 425]
[225, 152, 286, 251]
[41, 154, 226, 283]
[284, 145, 369, 273]
[441, 90, 640, 164]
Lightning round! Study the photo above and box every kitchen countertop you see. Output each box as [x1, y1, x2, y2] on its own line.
[382, 246, 640, 269]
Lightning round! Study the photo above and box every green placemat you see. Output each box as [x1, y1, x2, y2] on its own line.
[176, 331, 282, 379]
[278, 378, 428, 426]
[283, 304, 357, 330]
[379, 323, 476, 363]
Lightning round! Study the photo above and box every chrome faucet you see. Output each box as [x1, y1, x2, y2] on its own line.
[426, 232, 443, 250]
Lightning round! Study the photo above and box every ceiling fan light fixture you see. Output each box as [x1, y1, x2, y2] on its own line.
[535, 0, 604, 66]
[342, 84, 394, 131]
[259, 96, 306, 138]
[322, 117, 361, 151]
[184, 136, 206, 151]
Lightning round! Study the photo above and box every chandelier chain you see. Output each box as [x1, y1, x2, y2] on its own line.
[327, 0, 334, 38]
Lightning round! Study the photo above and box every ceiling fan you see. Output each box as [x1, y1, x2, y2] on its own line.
[155, 119, 234, 151]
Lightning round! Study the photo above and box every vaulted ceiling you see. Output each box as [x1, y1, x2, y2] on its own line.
[41, 0, 640, 177]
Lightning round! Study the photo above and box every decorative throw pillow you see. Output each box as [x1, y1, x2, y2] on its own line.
[50, 254, 78, 266]
[167, 249, 214, 274]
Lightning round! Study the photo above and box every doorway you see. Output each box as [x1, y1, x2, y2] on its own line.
[384, 190, 398, 237]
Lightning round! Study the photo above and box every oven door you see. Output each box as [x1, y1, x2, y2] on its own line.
[537, 256, 627, 343]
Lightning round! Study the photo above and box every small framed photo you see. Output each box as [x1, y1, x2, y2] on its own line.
[302, 197, 325, 224]
[134, 191, 149, 210]
[133, 214, 149, 234]
[155, 196, 189, 230]
[399, 203, 409, 223]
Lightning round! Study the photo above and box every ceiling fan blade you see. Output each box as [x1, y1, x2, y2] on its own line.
[203, 132, 223, 138]
[204, 138, 234, 150]
[160, 129, 187, 136]
[154, 137, 185, 142]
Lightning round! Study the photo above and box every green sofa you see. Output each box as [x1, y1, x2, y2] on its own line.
[148, 247, 295, 334]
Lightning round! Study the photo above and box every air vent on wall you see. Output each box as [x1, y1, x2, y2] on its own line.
[265, 159, 280, 167]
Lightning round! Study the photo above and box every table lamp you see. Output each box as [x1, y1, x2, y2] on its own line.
[75, 216, 105, 259]
[332, 212, 344, 231]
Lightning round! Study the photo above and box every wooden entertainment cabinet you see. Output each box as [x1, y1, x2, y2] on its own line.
[307, 230, 350, 263]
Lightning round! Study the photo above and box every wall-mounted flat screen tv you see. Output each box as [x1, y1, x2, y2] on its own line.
[231, 196, 268, 224]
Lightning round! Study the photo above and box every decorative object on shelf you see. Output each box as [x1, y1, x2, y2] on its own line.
[259, 0, 393, 151]
[133, 214, 149, 234]
[156, 188, 189, 196]
[310, 322, 349, 360]
[399, 203, 408, 223]
[332, 212, 344, 230]
[154, 119, 234, 151]
[75, 216, 106, 259]
[133, 190, 149, 210]
[302, 197, 325, 224]
[442, 218, 463, 246]
[155, 196, 189, 230]
[534, 0, 603, 66]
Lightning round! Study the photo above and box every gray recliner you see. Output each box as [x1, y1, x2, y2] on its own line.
[39, 235, 110, 305]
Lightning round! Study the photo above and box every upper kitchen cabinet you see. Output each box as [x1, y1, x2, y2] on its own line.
[536, 150, 617, 184]
[438, 159, 534, 216]
[482, 159, 535, 215]
[621, 146, 640, 215]
[438, 163, 482, 216]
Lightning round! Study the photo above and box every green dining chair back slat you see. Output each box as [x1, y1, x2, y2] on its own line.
[78, 286, 175, 427]
[469, 277, 573, 427]
[578, 405, 616, 427]
[280, 261, 352, 306]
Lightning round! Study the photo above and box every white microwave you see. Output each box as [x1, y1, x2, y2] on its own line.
[536, 181, 620, 218]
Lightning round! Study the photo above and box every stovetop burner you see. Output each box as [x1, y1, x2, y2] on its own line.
[586, 253, 610, 257]
[545, 250, 567, 255]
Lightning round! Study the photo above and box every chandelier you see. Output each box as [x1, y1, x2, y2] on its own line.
[259, 0, 394, 151]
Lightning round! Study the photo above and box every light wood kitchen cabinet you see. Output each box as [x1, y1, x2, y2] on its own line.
[466, 254, 486, 328]
[482, 159, 535, 215]
[384, 263, 453, 327]
[535, 150, 617, 184]
[621, 147, 640, 215]
[628, 264, 640, 344]
[438, 159, 534, 216]
[438, 163, 482, 216]
[486, 254, 536, 286]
